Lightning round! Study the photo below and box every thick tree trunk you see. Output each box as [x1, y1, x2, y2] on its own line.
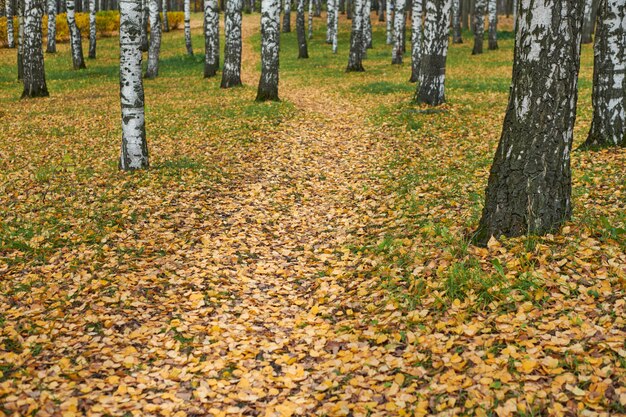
[326, 0, 334, 42]
[283, 0, 291, 31]
[89, 0, 96, 57]
[580, 0, 625, 149]
[415, 0, 449, 105]
[204, 0, 219, 77]
[6, 0, 15, 48]
[145, 0, 161, 77]
[46, 0, 56, 51]
[66, 0, 86, 68]
[308, 0, 313, 38]
[296, 0, 308, 57]
[346, 0, 364, 71]
[332, 0, 338, 52]
[18, 0, 24, 79]
[452, 0, 462, 43]
[474, 0, 583, 245]
[119, 0, 149, 170]
[363, 0, 372, 49]
[391, 0, 405, 63]
[22, 0, 49, 98]
[163, 0, 170, 31]
[472, 0, 484, 54]
[221, 0, 242, 87]
[256, 0, 280, 100]
[385, 0, 392, 43]
[487, 0, 497, 49]
[141, 0, 149, 50]
[582, 0, 594, 43]
[184, 0, 193, 54]
[409, 0, 421, 82]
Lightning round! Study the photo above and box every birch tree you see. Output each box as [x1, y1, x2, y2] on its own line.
[22, 0, 49, 98]
[184, 0, 193, 54]
[66, 0, 87, 69]
[472, 0, 485, 54]
[5, 0, 15, 48]
[46, 0, 56, 52]
[256, 0, 280, 100]
[204, 0, 220, 77]
[346, 0, 364, 71]
[89, 0, 97, 58]
[119, 0, 149, 170]
[409, 0, 422, 82]
[452, 0, 462, 43]
[391, 0, 405, 63]
[378, 0, 384, 21]
[163, 0, 170, 31]
[582, 0, 594, 43]
[580, 0, 625, 149]
[326, 0, 334, 43]
[141, 0, 149, 51]
[145, 0, 161, 78]
[221, 0, 243, 87]
[363, 0, 372, 49]
[487, 0, 497, 49]
[308, 0, 313, 38]
[386, 0, 392, 44]
[283, 0, 291, 31]
[332, 0, 338, 52]
[296, 0, 308, 57]
[415, 0, 449, 105]
[18, 0, 24, 79]
[473, 0, 584, 245]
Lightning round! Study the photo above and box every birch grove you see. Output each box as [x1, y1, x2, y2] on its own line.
[185, 0, 193, 54]
[5, 0, 15, 48]
[163, 0, 170, 31]
[391, 0, 405, 63]
[474, 0, 584, 244]
[472, 0, 485, 54]
[256, 0, 281, 101]
[119, 0, 149, 170]
[346, 0, 364, 71]
[221, 0, 243, 87]
[385, 0, 392, 44]
[581, 0, 626, 148]
[204, 0, 220, 77]
[89, 0, 97, 58]
[46, 0, 56, 52]
[66, 0, 87, 69]
[415, 0, 449, 105]
[487, 0, 497, 49]
[409, 0, 422, 83]
[452, 0, 462, 43]
[145, 0, 162, 78]
[21, 0, 49, 98]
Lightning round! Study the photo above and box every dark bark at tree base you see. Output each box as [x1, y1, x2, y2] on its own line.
[255, 88, 280, 101]
[204, 64, 219, 78]
[221, 77, 242, 88]
[488, 39, 498, 50]
[22, 86, 50, 98]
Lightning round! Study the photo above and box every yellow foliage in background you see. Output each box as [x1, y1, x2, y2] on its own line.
[0, 11, 183, 47]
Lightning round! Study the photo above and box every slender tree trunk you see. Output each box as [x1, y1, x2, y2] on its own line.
[221, 0, 243, 87]
[580, 0, 625, 149]
[163, 0, 170, 31]
[472, 0, 484, 54]
[391, 0, 405, 63]
[308, 0, 313, 38]
[296, 0, 308, 56]
[582, 0, 594, 43]
[283, 0, 291, 31]
[17, 0, 24, 79]
[184, 0, 193, 54]
[462, 0, 469, 29]
[119, 0, 149, 170]
[487, 0, 497, 49]
[415, 0, 449, 105]
[339, 0, 345, 13]
[46, 0, 56, 51]
[141, 0, 149, 50]
[512, 0, 516, 32]
[385, 0, 392, 43]
[452, 0, 462, 43]
[145, 0, 161, 77]
[257, 0, 280, 100]
[66, 0, 86, 68]
[204, 0, 219, 77]
[6, 0, 15, 48]
[363, 0, 372, 49]
[346, 0, 351, 18]
[409, 0, 421, 82]
[346, 0, 364, 71]
[314, 0, 320, 15]
[89, 0, 97, 57]
[474, 0, 583, 245]
[332, 0, 338, 52]
[378, 0, 384, 20]
[326, 0, 334, 42]
[22, 0, 49, 98]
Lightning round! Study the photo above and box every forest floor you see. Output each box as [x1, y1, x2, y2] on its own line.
[1, 12, 625, 417]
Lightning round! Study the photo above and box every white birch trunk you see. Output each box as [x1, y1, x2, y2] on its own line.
[46, 0, 56, 51]
[89, 0, 97, 58]
[472, 0, 485, 54]
[363, 0, 372, 50]
[582, 0, 594, 43]
[327, 0, 334, 42]
[163, 0, 170, 31]
[452, 0, 462, 42]
[308, 0, 313, 38]
[256, 0, 280, 100]
[6, 0, 15, 48]
[185, 0, 193, 54]
[391, 0, 406, 63]
[487, 0, 497, 49]
[283, 0, 291, 31]
[119, 0, 149, 170]
[332, 0, 338, 52]
[386, 0, 392, 44]
[18, 0, 24, 79]
[22, 0, 49, 98]
[66, 0, 86, 68]
[346, 0, 364, 70]
[145, 0, 161, 77]
[204, 0, 219, 77]
[221, 0, 243, 87]
[409, 0, 422, 82]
